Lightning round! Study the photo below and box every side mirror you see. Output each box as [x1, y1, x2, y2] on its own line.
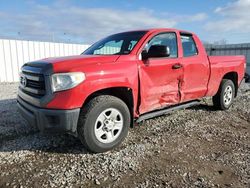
[142, 45, 170, 60]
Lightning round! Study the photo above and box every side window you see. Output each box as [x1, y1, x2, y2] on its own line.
[146, 33, 178, 58]
[181, 35, 198, 57]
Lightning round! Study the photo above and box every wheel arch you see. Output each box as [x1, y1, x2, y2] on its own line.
[82, 87, 134, 127]
[221, 72, 238, 97]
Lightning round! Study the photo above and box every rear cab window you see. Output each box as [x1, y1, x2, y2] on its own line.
[181, 34, 198, 57]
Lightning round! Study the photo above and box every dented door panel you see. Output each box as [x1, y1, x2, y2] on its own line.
[138, 58, 183, 114]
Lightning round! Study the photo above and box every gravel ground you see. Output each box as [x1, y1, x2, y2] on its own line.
[0, 82, 249, 188]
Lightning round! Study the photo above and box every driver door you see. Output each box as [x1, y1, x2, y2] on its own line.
[138, 32, 183, 114]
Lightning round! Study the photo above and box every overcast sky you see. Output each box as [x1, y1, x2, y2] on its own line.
[0, 0, 249, 44]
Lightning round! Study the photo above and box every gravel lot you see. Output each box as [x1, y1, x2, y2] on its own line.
[0, 82, 249, 188]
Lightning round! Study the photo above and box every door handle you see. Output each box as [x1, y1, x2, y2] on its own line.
[172, 64, 182, 69]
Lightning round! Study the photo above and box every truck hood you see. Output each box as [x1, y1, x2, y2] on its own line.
[25, 55, 120, 73]
[41, 55, 120, 65]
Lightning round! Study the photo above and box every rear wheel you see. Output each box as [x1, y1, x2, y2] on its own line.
[77, 95, 130, 153]
[212, 79, 235, 110]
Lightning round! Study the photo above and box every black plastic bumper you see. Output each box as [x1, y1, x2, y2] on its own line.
[17, 96, 80, 136]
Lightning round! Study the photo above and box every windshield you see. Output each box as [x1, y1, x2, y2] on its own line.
[82, 31, 147, 55]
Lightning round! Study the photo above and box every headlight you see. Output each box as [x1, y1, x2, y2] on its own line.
[51, 72, 85, 92]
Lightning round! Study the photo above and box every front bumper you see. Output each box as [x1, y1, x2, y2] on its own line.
[17, 96, 80, 136]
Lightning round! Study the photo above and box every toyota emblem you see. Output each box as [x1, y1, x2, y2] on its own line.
[20, 76, 27, 87]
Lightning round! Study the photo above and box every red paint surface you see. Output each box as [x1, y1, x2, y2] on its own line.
[42, 28, 245, 118]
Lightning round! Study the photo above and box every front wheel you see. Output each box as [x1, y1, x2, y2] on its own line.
[77, 95, 131, 153]
[212, 79, 235, 110]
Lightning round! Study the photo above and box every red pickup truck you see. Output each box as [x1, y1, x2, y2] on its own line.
[18, 28, 246, 153]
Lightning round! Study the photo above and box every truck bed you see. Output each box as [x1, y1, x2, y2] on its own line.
[206, 55, 245, 96]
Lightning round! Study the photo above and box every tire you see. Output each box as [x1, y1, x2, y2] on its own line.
[77, 95, 131, 153]
[212, 79, 235, 110]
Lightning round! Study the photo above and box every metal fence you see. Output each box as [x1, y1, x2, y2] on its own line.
[205, 43, 250, 75]
[0, 39, 89, 82]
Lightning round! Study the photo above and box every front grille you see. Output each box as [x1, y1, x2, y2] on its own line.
[19, 69, 46, 98]
[27, 80, 45, 90]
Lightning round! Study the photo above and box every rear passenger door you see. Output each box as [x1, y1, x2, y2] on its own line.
[180, 33, 210, 102]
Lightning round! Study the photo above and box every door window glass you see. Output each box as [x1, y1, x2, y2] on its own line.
[146, 33, 178, 58]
